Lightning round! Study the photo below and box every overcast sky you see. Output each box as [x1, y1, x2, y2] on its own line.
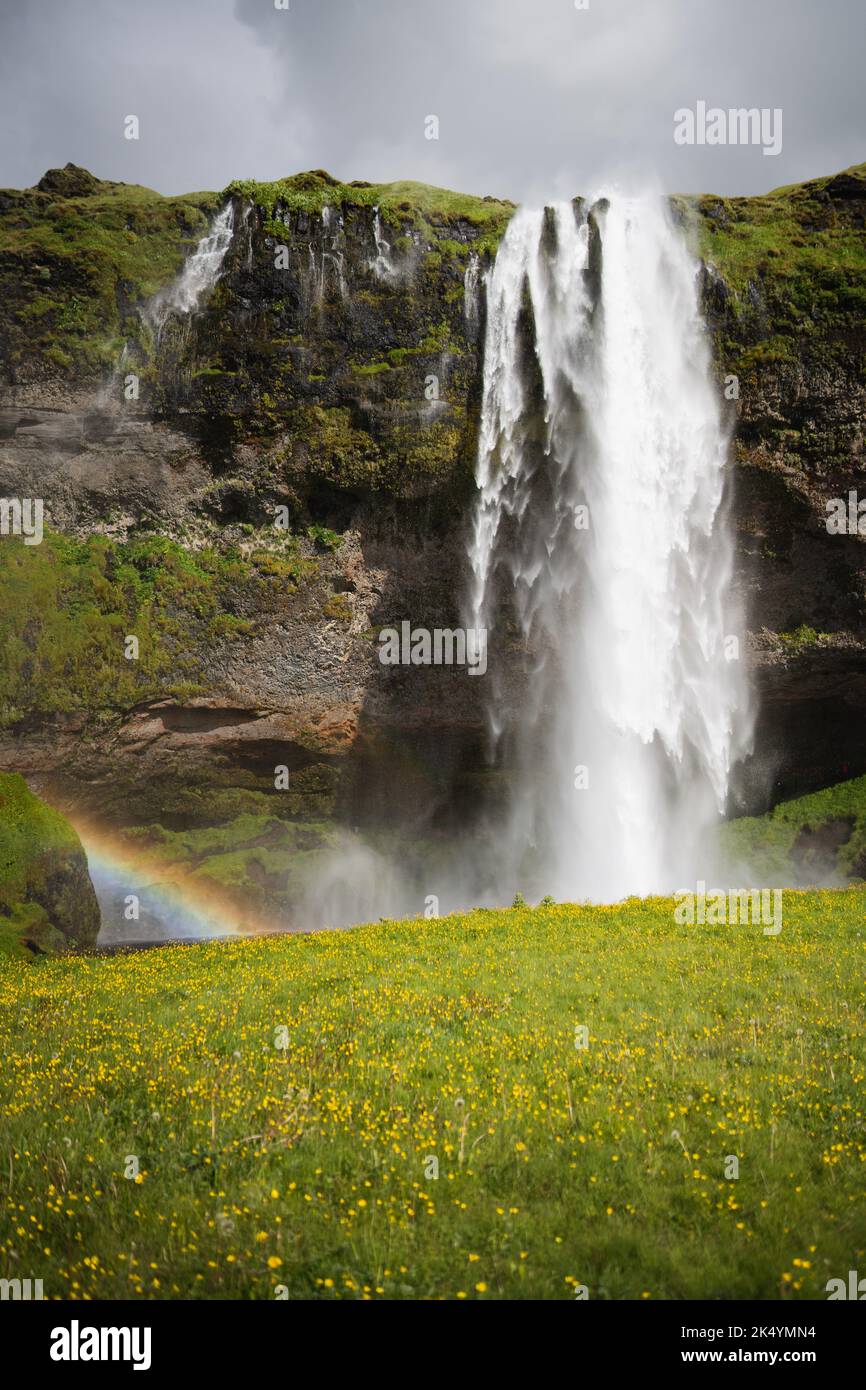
[0, 0, 863, 203]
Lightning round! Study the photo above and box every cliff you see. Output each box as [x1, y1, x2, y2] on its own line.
[689, 167, 866, 805]
[0, 161, 864, 927]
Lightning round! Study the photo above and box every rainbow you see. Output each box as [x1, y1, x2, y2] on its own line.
[74, 821, 283, 944]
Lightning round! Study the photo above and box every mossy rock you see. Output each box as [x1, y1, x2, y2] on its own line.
[114, 813, 344, 927]
[0, 772, 100, 957]
[721, 772, 866, 885]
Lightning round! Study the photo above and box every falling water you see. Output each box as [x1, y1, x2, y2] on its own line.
[468, 195, 750, 902]
[307, 205, 348, 304]
[369, 206, 398, 281]
[148, 201, 236, 332]
[463, 251, 481, 339]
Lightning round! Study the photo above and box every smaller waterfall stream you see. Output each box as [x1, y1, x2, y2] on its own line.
[369, 206, 398, 281]
[148, 201, 236, 333]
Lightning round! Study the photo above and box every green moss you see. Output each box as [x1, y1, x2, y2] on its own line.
[45, 344, 73, 371]
[722, 773, 866, 883]
[687, 162, 866, 338]
[306, 524, 342, 551]
[0, 773, 77, 885]
[248, 545, 318, 585]
[295, 405, 383, 486]
[732, 335, 795, 371]
[778, 624, 830, 651]
[0, 175, 217, 376]
[0, 772, 98, 957]
[321, 592, 352, 623]
[0, 529, 319, 727]
[351, 360, 391, 376]
[16, 294, 55, 321]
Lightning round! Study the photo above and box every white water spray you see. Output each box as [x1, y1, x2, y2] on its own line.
[468, 194, 750, 902]
[148, 202, 235, 332]
[369, 206, 399, 281]
[307, 205, 348, 304]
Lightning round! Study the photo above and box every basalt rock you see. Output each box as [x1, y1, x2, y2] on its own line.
[692, 164, 866, 805]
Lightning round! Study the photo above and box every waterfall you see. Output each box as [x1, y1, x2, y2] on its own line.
[468, 195, 750, 902]
[369, 206, 398, 281]
[463, 251, 481, 339]
[148, 201, 235, 332]
[307, 205, 348, 305]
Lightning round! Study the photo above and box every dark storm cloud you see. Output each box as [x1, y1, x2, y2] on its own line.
[0, 0, 863, 200]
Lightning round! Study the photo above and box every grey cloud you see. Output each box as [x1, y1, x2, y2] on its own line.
[0, 0, 863, 201]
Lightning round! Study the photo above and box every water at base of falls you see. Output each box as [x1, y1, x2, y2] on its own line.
[467, 194, 752, 903]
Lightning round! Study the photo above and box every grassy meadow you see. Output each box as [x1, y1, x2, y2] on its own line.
[1, 891, 864, 1301]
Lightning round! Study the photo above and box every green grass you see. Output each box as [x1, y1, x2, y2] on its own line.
[226, 171, 517, 261]
[0, 528, 320, 726]
[1, 891, 863, 1300]
[0, 773, 100, 958]
[0, 177, 218, 374]
[685, 161, 866, 360]
[0, 773, 88, 958]
[723, 774, 866, 883]
[226, 170, 513, 254]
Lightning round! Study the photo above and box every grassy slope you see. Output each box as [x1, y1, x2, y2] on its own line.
[694, 162, 866, 293]
[686, 161, 866, 374]
[226, 170, 514, 253]
[1, 892, 863, 1300]
[0, 178, 217, 376]
[0, 528, 319, 727]
[723, 773, 866, 883]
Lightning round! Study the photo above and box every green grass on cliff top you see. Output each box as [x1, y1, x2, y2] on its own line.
[687, 161, 866, 313]
[0, 167, 513, 374]
[225, 168, 514, 227]
[0, 889, 863, 1299]
[3, 160, 864, 379]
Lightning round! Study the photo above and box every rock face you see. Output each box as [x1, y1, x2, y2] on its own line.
[0, 772, 100, 956]
[688, 168, 866, 806]
[0, 164, 864, 928]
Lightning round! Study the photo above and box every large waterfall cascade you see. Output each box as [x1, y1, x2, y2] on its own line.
[468, 195, 751, 902]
